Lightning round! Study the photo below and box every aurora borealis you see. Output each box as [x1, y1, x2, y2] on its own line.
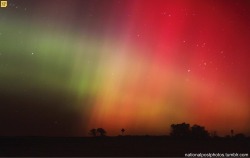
[0, 0, 250, 136]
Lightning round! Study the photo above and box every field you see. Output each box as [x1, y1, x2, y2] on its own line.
[0, 136, 249, 157]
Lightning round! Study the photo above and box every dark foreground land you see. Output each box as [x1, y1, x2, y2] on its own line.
[0, 136, 249, 157]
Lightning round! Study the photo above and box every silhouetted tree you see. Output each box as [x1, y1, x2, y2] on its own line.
[97, 128, 107, 136]
[234, 133, 246, 139]
[89, 128, 97, 137]
[191, 124, 209, 138]
[170, 123, 210, 139]
[121, 128, 125, 135]
[170, 122, 191, 138]
[231, 129, 234, 137]
[211, 131, 218, 138]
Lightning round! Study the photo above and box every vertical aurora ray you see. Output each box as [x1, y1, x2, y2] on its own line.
[0, 0, 249, 136]
[85, 0, 250, 135]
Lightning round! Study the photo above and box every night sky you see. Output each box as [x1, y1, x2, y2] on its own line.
[0, 0, 250, 136]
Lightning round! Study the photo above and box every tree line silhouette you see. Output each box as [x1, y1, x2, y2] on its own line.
[89, 128, 107, 137]
[89, 122, 247, 139]
[170, 123, 209, 138]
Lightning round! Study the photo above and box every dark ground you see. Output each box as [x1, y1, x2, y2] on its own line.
[0, 136, 249, 157]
